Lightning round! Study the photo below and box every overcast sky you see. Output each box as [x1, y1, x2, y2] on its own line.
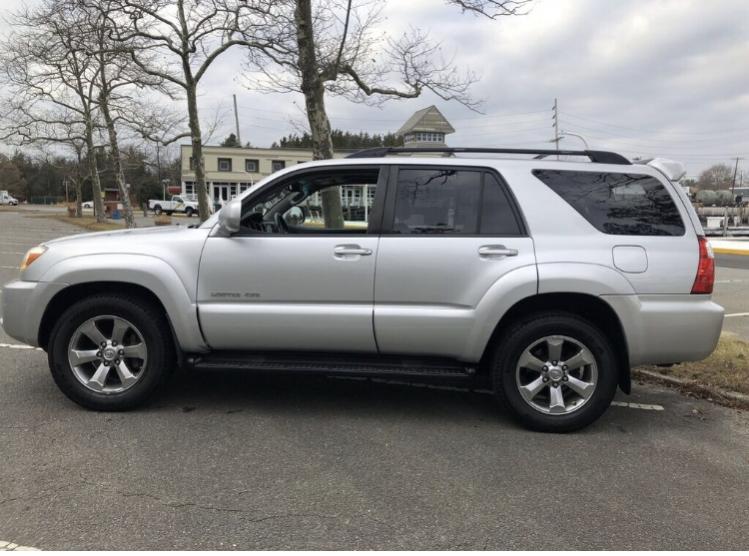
[2, 0, 748, 178]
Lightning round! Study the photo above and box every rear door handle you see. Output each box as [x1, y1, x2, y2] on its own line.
[478, 245, 518, 258]
[334, 244, 373, 257]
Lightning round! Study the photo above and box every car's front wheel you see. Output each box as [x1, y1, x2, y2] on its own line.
[48, 294, 174, 410]
[153, 205, 162, 215]
[492, 312, 618, 433]
[185, 207, 194, 217]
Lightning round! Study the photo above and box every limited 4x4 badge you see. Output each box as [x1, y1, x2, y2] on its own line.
[209, 292, 260, 299]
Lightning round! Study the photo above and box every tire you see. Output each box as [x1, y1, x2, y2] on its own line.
[185, 207, 194, 217]
[153, 205, 162, 215]
[48, 294, 175, 411]
[491, 312, 618, 433]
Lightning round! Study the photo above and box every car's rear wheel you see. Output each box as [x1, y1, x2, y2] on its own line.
[153, 205, 162, 215]
[185, 207, 194, 217]
[492, 312, 618, 433]
[48, 294, 174, 410]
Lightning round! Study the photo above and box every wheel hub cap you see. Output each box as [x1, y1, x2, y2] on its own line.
[102, 346, 117, 361]
[547, 367, 564, 381]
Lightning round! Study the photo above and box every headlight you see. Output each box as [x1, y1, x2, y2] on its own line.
[20, 245, 47, 271]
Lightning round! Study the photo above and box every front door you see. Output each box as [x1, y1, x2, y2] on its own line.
[198, 166, 385, 353]
[373, 166, 536, 360]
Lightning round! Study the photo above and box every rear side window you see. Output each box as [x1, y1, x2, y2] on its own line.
[392, 168, 522, 235]
[533, 170, 685, 236]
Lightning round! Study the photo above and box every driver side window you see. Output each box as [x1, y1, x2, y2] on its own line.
[240, 169, 380, 234]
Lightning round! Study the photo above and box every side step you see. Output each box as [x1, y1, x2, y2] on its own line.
[186, 351, 477, 380]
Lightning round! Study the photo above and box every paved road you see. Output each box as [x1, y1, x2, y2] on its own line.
[1, 210, 748, 550]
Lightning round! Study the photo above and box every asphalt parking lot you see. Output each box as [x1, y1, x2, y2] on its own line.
[1, 208, 749, 550]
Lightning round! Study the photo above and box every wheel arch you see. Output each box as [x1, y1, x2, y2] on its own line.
[39, 282, 169, 351]
[36, 254, 208, 354]
[481, 292, 631, 394]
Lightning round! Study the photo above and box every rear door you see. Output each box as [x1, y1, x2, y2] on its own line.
[373, 165, 536, 359]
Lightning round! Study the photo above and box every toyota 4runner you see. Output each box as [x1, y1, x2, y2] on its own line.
[0, 147, 724, 432]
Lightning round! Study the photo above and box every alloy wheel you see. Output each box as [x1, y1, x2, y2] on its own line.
[67, 315, 148, 394]
[515, 334, 598, 415]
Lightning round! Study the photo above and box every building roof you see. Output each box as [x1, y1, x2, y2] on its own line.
[396, 105, 455, 136]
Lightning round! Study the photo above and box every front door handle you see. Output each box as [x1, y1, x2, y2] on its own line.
[478, 245, 518, 258]
[334, 244, 373, 257]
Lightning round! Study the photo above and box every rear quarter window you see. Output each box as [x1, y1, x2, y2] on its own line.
[533, 169, 685, 236]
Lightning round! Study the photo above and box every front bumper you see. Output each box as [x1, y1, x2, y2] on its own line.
[1, 280, 67, 347]
[604, 294, 724, 366]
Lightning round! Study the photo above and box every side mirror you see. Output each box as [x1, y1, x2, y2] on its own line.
[285, 206, 305, 226]
[218, 198, 241, 234]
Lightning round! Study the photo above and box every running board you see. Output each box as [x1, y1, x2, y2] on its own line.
[186, 351, 477, 380]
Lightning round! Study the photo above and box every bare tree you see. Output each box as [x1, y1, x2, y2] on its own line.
[242, 0, 527, 227]
[444, 0, 531, 18]
[95, 0, 270, 221]
[0, 4, 112, 221]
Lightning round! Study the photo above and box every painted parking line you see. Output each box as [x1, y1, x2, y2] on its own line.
[0, 265, 19, 270]
[0, 540, 40, 551]
[611, 401, 664, 411]
[725, 312, 749, 318]
[0, 343, 42, 351]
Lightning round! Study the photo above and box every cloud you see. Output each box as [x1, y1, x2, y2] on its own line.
[1, 0, 747, 176]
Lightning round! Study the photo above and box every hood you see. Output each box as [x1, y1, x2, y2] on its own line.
[44, 223, 196, 246]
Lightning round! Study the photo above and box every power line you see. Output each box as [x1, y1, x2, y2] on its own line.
[562, 111, 748, 137]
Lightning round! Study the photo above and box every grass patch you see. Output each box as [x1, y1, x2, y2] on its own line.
[30, 214, 125, 232]
[638, 333, 749, 396]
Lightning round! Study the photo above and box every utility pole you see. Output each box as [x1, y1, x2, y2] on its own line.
[552, 98, 560, 159]
[156, 142, 163, 200]
[233, 94, 242, 146]
[731, 156, 743, 194]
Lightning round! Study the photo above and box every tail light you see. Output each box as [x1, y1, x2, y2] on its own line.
[691, 236, 715, 294]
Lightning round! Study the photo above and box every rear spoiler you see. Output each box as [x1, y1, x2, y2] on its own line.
[637, 157, 686, 182]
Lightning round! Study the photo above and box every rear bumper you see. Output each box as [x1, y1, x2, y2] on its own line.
[1, 280, 67, 347]
[604, 294, 724, 366]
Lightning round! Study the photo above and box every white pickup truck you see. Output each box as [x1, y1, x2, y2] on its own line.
[148, 195, 198, 217]
[0, 190, 18, 206]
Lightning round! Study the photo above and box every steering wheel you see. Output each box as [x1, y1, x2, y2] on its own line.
[274, 212, 289, 234]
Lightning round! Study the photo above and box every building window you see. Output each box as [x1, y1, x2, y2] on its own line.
[272, 160, 286, 172]
[245, 159, 259, 173]
[218, 158, 232, 172]
[404, 132, 444, 143]
[184, 181, 195, 196]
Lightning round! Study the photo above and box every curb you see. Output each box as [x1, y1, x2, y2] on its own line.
[711, 247, 749, 256]
[634, 368, 749, 410]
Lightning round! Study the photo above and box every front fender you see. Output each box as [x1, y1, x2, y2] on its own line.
[39, 254, 208, 352]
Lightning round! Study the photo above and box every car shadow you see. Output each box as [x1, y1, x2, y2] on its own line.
[155, 369, 509, 425]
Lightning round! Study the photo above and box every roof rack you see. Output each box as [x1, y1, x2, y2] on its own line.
[345, 147, 631, 165]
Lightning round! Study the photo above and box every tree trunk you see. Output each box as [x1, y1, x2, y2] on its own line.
[295, 0, 344, 229]
[186, 86, 211, 221]
[99, 89, 135, 228]
[74, 148, 83, 218]
[84, 119, 106, 223]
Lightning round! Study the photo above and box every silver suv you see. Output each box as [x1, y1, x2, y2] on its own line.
[0, 147, 724, 431]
